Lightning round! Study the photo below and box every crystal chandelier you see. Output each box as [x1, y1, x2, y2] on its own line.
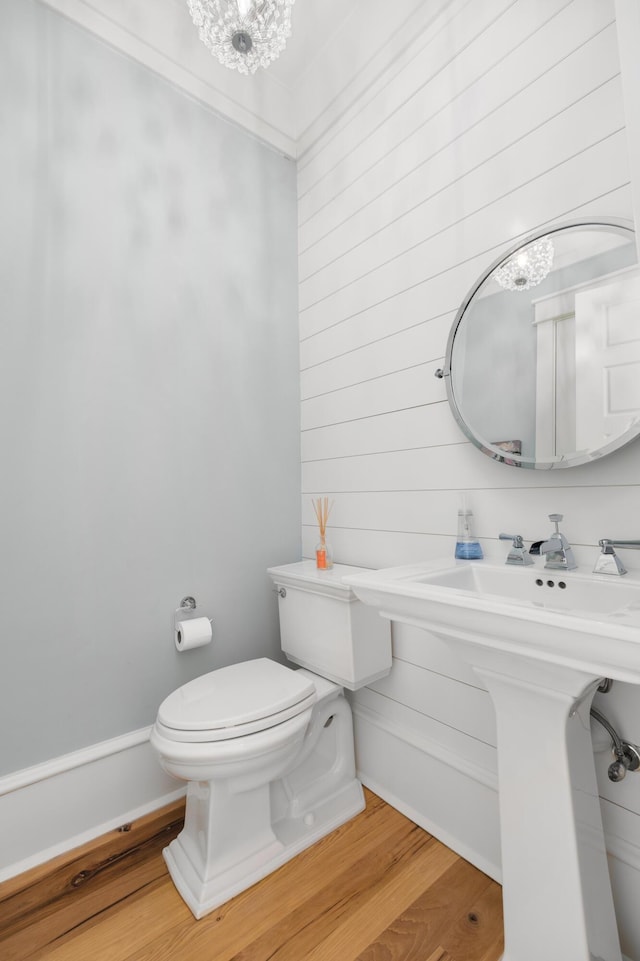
[187, 0, 295, 75]
[494, 236, 555, 291]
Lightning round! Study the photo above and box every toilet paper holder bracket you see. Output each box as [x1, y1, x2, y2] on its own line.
[174, 596, 198, 630]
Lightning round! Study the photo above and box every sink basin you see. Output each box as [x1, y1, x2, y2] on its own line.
[410, 561, 640, 613]
[345, 559, 639, 961]
[346, 560, 640, 684]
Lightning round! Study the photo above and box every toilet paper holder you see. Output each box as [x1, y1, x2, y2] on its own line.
[174, 596, 213, 651]
[174, 596, 213, 632]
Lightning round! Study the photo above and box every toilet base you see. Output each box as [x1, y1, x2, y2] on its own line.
[164, 779, 364, 918]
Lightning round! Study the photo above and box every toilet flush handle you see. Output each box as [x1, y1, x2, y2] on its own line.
[273, 587, 286, 598]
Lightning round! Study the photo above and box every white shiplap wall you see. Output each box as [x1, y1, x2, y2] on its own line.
[298, 1, 640, 958]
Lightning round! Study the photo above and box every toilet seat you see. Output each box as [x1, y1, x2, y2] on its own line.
[156, 658, 316, 743]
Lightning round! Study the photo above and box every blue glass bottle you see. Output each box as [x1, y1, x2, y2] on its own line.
[455, 506, 483, 559]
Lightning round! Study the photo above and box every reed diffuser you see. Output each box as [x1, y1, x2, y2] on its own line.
[312, 497, 334, 570]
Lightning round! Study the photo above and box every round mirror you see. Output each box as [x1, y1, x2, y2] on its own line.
[443, 218, 639, 469]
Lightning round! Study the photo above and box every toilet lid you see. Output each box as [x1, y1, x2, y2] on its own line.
[157, 658, 316, 734]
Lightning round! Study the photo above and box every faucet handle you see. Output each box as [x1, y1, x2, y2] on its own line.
[499, 533, 525, 548]
[499, 533, 534, 566]
[593, 538, 640, 576]
[548, 513, 563, 532]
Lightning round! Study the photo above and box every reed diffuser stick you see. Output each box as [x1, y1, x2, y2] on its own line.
[312, 497, 334, 569]
[312, 497, 333, 537]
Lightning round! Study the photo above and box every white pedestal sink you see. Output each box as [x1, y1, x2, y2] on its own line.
[345, 560, 640, 961]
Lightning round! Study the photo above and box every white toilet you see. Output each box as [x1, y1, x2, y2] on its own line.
[150, 561, 391, 918]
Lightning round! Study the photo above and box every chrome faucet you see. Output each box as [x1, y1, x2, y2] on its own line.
[499, 533, 534, 566]
[535, 514, 577, 571]
[593, 539, 640, 576]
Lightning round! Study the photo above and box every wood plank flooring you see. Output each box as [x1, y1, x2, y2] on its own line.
[0, 789, 503, 961]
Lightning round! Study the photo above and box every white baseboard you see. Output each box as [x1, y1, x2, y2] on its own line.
[0, 728, 184, 882]
[352, 703, 502, 882]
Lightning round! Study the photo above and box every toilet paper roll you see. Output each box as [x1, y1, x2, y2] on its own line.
[175, 617, 212, 652]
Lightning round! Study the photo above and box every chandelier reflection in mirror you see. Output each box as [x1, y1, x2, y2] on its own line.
[187, 0, 295, 75]
[494, 236, 554, 291]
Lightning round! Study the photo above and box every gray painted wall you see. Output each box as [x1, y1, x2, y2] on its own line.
[0, 0, 301, 775]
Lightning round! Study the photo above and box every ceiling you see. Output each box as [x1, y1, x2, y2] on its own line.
[41, 0, 424, 156]
[266, 0, 355, 88]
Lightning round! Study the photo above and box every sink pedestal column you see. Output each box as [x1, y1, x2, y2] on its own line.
[474, 662, 621, 961]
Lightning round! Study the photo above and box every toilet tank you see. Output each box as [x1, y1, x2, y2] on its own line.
[267, 561, 391, 690]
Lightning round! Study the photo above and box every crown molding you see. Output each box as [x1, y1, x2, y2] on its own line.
[36, 0, 458, 159]
[38, 0, 298, 157]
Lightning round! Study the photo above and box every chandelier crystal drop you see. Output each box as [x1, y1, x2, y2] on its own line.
[494, 236, 555, 292]
[187, 0, 295, 75]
